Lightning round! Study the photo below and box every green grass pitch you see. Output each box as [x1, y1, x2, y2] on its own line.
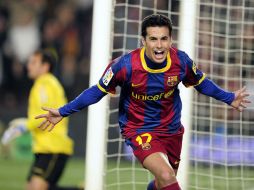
[0, 157, 254, 190]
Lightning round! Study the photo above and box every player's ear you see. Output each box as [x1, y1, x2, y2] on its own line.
[43, 62, 51, 73]
[169, 36, 173, 47]
[141, 37, 146, 46]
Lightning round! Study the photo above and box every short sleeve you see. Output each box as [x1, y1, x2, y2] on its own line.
[181, 52, 206, 87]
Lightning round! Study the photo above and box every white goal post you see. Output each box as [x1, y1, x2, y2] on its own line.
[85, 0, 112, 190]
[177, 1, 197, 189]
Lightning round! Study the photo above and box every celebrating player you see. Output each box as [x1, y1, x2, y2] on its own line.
[1, 49, 81, 190]
[35, 15, 250, 190]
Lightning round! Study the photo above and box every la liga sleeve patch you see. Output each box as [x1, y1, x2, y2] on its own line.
[102, 67, 114, 86]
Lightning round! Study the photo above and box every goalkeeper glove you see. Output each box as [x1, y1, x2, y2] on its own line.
[1, 118, 27, 145]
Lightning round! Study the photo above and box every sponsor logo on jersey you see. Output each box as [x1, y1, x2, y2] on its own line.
[102, 67, 114, 86]
[131, 89, 174, 101]
[167, 76, 178, 86]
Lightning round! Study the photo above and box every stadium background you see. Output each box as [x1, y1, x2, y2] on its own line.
[0, 0, 93, 157]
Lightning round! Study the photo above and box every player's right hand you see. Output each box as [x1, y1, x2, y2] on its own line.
[35, 107, 63, 132]
[1, 118, 27, 145]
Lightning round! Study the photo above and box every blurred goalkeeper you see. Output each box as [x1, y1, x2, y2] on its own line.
[1, 49, 81, 190]
[35, 15, 250, 190]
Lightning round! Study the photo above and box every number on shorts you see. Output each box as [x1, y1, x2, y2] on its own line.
[135, 133, 152, 145]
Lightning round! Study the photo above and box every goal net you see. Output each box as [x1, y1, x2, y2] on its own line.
[190, 0, 254, 190]
[89, 0, 254, 190]
[105, 1, 183, 190]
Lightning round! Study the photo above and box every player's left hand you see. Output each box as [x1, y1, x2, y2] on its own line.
[1, 118, 27, 145]
[231, 86, 251, 112]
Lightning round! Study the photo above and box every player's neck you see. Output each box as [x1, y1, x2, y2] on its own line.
[145, 53, 167, 69]
[35, 72, 50, 80]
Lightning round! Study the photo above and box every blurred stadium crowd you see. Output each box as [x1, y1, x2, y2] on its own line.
[0, 0, 93, 156]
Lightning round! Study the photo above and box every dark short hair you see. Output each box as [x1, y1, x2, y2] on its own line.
[34, 49, 58, 73]
[141, 14, 173, 38]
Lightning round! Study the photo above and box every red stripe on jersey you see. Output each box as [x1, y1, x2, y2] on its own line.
[160, 48, 181, 128]
[115, 66, 127, 85]
[125, 49, 147, 136]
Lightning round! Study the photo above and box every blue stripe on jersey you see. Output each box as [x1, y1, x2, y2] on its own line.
[111, 57, 125, 78]
[122, 54, 132, 84]
[138, 72, 165, 133]
[118, 54, 132, 131]
[167, 88, 182, 133]
[119, 86, 131, 132]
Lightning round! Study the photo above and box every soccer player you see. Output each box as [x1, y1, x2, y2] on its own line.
[35, 15, 250, 190]
[1, 49, 81, 190]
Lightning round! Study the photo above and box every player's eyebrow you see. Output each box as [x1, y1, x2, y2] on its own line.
[161, 36, 169, 40]
[148, 35, 169, 40]
[148, 36, 158, 40]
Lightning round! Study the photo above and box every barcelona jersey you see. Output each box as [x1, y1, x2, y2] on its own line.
[97, 47, 205, 138]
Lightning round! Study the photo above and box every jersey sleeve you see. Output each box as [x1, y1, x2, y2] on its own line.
[59, 85, 106, 117]
[97, 56, 129, 94]
[180, 52, 206, 87]
[195, 78, 235, 105]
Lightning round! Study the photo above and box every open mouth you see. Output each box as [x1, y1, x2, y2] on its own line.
[154, 50, 165, 59]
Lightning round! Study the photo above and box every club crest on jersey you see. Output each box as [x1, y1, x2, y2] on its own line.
[167, 76, 178, 86]
[102, 67, 114, 86]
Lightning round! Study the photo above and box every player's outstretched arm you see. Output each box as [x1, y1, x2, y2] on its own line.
[35, 107, 63, 132]
[195, 78, 251, 111]
[35, 85, 106, 131]
[230, 86, 251, 112]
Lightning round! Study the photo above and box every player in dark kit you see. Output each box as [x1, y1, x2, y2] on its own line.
[35, 14, 250, 190]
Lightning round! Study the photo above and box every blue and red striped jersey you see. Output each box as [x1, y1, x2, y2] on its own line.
[97, 47, 205, 138]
